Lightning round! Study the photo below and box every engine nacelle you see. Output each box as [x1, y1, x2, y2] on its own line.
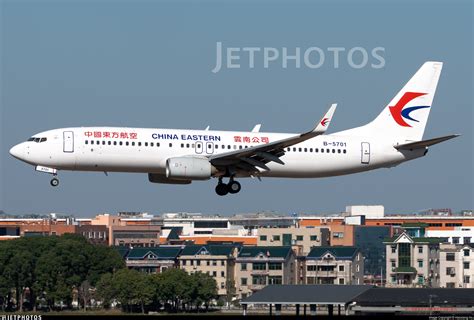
[166, 157, 212, 180]
[148, 173, 191, 184]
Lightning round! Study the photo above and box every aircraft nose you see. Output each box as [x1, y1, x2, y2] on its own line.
[9, 144, 24, 160]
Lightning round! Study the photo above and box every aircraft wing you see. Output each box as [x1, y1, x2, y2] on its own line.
[209, 104, 337, 173]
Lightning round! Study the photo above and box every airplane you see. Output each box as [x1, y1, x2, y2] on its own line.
[9, 61, 459, 196]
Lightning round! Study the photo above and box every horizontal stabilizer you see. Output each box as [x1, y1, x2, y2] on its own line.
[394, 134, 460, 150]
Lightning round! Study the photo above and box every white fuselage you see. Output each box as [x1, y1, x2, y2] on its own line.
[9, 127, 426, 179]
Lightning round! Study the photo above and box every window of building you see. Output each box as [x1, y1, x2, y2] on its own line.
[273, 235, 281, 241]
[464, 249, 471, 257]
[252, 275, 267, 285]
[391, 260, 396, 269]
[212, 271, 217, 277]
[338, 278, 345, 285]
[391, 276, 396, 283]
[339, 265, 344, 272]
[310, 235, 318, 241]
[464, 262, 470, 269]
[446, 253, 455, 261]
[356, 264, 360, 272]
[464, 276, 471, 284]
[333, 232, 344, 239]
[221, 271, 225, 277]
[269, 263, 282, 270]
[464, 237, 472, 244]
[181, 260, 187, 266]
[241, 278, 247, 286]
[398, 243, 411, 268]
[196, 260, 200, 266]
[194, 221, 228, 228]
[260, 235, 267, 241]
[296, 235, 303, 241]
[446, 223, 462, 227]
[241, 263, 247, 271]
[417, 275, 424, 284]
[212, 260, 217, 266]
[452, 237, 460, 244]
[268, 276, 282, 285]
[446, 267, 455, 276]
[418, 246, 423, 254]
[418, 260, 423, 268]
[391, 245, 396, 254]
[307, 265, 317, 271]
[253, 263, 266, 270]
[221, 260, 225, 266]
[206, 260, 210, 266]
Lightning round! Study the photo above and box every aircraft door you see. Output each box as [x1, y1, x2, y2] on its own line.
[195, 141, 203, 154]
[361, 142, 370, 164]
[63, 131, 74, 153]
[205, 142, 214, 154]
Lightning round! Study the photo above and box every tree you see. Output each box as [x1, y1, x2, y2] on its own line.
[190, 272, 218, 311]
[95, 273, 115, 309]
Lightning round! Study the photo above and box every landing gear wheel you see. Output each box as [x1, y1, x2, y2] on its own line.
[215, 183, 228, 196]
[50, 178, 59, 187]
[228, 180, 241, 194]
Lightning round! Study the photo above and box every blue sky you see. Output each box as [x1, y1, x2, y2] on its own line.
[1, 0, 472, 217]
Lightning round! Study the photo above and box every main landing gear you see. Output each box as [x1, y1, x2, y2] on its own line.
[215, 177, 241, 196]
[50, 176, 60, 187]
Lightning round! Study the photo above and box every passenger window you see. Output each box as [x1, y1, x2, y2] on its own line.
[298, 148, 302, 152]
[293, 147, 296, 152]
[309, 148, 313, 152]
[113, 141, 117, 146]
[157, 143, 160, 147]
[321, 149, 324, 153]
[151, 142, 154, 147]
[138, 142, 142, 147]
[315, 148, 318, 152]
[343, 149, 347, 154]
[108, 141, 111, 145]
[338, 149, 341, 153]
[245, 146, 248, 148]
[145, 142, 148, 147]
[132, 142, 135, 146]
[304, 148, 307, 152]
[126, 141, 129, 146]
[85, 140, 88, 145]
[239, 145, 243, 149]
[169, 143, 172, 147]
[332, 149, 335, 153]
[227, 145, 231, 149]
[326, 149, 330, 153]
[186, 143, 190, 148]
[119, 141, 123, 146]
[181, 143, 184, 148]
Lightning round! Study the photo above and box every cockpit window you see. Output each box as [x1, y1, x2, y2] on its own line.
[28, 137, 47, 143]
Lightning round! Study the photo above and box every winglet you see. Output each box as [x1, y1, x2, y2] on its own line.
[313, 103, 337, 134]
[251, 124, 262, 132]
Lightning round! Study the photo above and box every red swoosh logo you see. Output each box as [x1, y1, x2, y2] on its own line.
[389, 92, 427, 127]
[321, 118, 329, 127]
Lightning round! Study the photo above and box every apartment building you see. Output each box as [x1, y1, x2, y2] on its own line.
[439, 243, 474, 288]
[256, 227, 330, 255]
[305, 246, 364, 285]
[235, 246, 296, 299]
[385, 232, 441, 287]
[178, 245, 238, 298]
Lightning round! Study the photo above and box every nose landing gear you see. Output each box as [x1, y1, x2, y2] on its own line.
[215, 177, 241, 196]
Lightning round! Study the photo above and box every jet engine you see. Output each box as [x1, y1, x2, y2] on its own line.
[166, 157, 213, 180]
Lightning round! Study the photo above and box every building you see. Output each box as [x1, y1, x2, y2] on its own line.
[354, 226, 392, 280]
[384, 232, 441, 287]
[426, 227, 474, 245]
[439, 243, 474, 288]
[123, 246, 181, 273]
[305, 246, 364, 285]
[235, 246, 296, 299]
[256, 227, 330, 255]
[178, 244, 238, 299]
[77, 224, 109, 245]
